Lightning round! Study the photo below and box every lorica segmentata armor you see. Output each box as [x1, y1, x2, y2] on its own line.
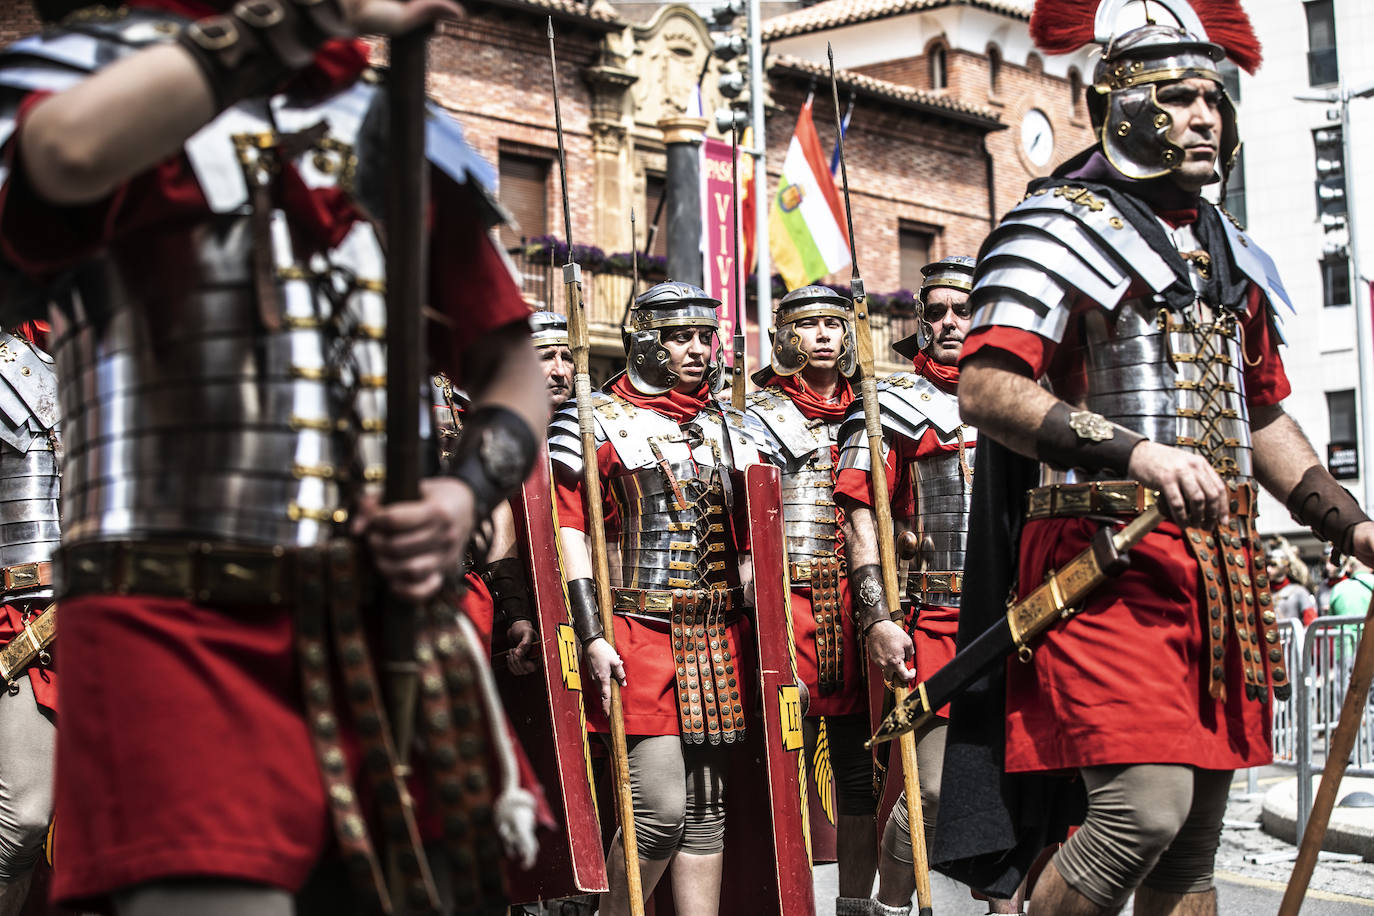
[746, 388, 841, 564]
[549, 391, 761, 594]
[837, 373, 974, 608]
[12, 14, 501, 551]
[971, 184, 1294, 484]
[0, 332, 59, 602]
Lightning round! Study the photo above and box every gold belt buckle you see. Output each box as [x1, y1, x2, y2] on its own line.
[4, 563, 40, 591]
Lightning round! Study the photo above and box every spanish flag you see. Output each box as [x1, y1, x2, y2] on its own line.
[768, 98, 851, 291]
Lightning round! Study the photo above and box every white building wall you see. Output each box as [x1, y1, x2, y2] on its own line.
[1240, 0, 1374, 548]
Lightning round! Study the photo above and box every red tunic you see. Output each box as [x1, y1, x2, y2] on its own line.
[0, 60, 532, 904]
[834, 382, 968, 718]
[554, 389, 751, 738]
[962, 280, 1291, 773]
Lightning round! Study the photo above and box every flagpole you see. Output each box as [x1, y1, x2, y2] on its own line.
[748, 0, 770, 367]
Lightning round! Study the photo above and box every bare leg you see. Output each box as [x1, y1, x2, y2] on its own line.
[598, 836, 672, 916]
[875, 823, 916, 907]
[1133, 887, 1216, 916]
[115, 880, 293, 916]
[669, 850, 723, 916]
[837, 812, 879, 898]
[1026, 861, 1117, 916]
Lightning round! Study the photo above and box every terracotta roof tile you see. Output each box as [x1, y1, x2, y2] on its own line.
[469, 0, 624, 29]
[771, 54, 1004, 127]
[763, 0, 1029, 40]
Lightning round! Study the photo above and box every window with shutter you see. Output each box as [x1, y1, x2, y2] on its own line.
[498, 152, 551, 250]
[643, 172, 669, 258]
[899, 224, 935, 292]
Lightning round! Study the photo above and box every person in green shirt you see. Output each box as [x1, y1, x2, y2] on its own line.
[1329, 558, 1374, 618]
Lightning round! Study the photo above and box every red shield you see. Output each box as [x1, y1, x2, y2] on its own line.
[496, 452, 609, 901]
[715, 465, 816, 915]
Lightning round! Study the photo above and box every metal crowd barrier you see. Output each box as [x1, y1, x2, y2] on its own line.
[1267, 616, 1374, 840]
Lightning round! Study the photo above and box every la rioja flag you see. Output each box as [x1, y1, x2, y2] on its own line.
[769, 98, 851, 290]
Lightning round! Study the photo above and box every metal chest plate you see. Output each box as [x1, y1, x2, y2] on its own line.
[596, 399, 749, 591]
[1056, 223, 1253, 482]
[53, 171, 390, 548]
[747, 390, 842, 563]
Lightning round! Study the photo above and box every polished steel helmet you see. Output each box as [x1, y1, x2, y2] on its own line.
[767, 285, 857, 380]
[1031, 0, 1261, 181]
[528, 310, 569, 349]
[892, 256, 976, 361]
[625, 281, 724, 395]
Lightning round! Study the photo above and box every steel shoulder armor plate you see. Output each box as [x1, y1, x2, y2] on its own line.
[745, 387, 841, 564]
[0, 332, 59, 600]
[549, 393, 762, 592]
[970, 185, 1293, 482]
[836, 373, 960, 475]
[4, 11, 502, 548]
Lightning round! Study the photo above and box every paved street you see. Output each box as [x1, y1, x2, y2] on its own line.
[812, 768, 1374, 915]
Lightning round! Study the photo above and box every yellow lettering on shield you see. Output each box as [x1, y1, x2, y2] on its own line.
[778, 684, 804, 751]
[557, 623, 582, 691]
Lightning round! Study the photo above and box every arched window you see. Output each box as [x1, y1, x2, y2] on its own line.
[930, 44, 947, 89]
[987, 44, 1002, 95]
[1068, 67, 1083, 118]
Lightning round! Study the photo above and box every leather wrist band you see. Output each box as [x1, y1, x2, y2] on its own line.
[177, 0, 349, 110]
[449, 406, 538, 520]
[1286, 465, 1371, 558]
[850, 563, 890, 634]
[1036, 402, 1144, 476]
[482, 557, 533, 626]
[567, 578, 605, 646]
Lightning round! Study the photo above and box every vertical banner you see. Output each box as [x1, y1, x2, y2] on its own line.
[701, 136, 745, 369]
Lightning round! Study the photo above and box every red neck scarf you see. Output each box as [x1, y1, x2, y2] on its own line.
[912, 351, 959, 394]
[130, 0, 369, 97]
[610, 375, 713, 424]
[775, 373, 853, 421]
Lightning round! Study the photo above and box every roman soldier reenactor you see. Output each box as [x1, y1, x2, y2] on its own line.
[0, 322, 59, 916]
[939, 0, 1374, 912]
[549, 280, 771, 916]
[0, 0, 548, 911]
[835, 256, 1020, 915]
[744, 285, 879, 915]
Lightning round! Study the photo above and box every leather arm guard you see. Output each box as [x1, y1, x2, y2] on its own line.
[567, 578, 605, 647]
[1036, 402, 1144, 476]
[1287, 465, 1372, 558]
[482, 557, 534, 628]
[177, 0, 350, 109]
[448, 406, 539, 520]
[850, 564, 890, 634]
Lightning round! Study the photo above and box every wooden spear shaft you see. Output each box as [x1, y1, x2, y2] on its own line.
[828, 43, 934, 916]
[547, 20, 644, 915]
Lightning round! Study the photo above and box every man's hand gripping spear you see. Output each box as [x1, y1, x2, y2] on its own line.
[548, 20, 645, 916]
[826, 45, 934, 916]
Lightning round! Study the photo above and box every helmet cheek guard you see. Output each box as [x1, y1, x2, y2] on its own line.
[627, 329, 676, 395]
